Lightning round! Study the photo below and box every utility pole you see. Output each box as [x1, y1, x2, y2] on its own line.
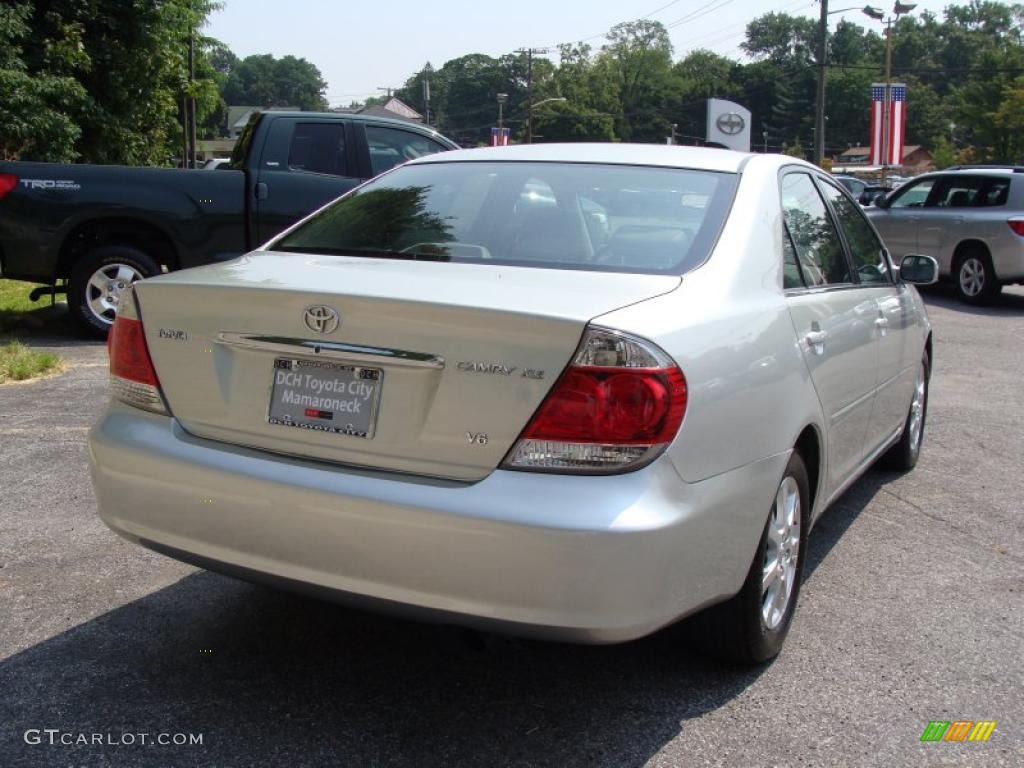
[377, 87, 393, 99]
[517, 47, 550, 144]
[814, 0, 828, 166]
[187, 33, 196, 167]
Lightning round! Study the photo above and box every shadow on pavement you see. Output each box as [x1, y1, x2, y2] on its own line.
[918, 283, 1024, 316]
[0, 470, 897, 768]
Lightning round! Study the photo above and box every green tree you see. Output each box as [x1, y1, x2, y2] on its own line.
[599, 20, 675, 142]
[0, 3, 86, 161]
[222, 53, 327, 111]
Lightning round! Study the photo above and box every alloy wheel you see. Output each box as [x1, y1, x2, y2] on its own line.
[762, 475, 801, 630]
[908, 361, 927, 453]
[959, 257, 986, 298]
[85, 263, 143, 326]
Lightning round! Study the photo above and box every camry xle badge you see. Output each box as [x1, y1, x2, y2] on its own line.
[457, 361, 517, 376]
[158, 328, 188, 341]
[304, 305, 340, 334]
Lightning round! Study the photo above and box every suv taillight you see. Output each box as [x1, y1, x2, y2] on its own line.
[0, 173, 17, 200]
[1007, 217, 1024, 236]
[502, 327, 687, 473]
[108, 314, 168, 415]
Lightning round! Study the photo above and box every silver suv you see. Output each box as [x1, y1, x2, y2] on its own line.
[867, 166, 1024, 303]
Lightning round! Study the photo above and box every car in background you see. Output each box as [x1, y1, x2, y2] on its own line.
[0, 111, 457, 335]
[89, 144, 937, 665]
[834, 175, 890, 206]
[201, 158, 231, 170]
[868, 165, 1024, 303]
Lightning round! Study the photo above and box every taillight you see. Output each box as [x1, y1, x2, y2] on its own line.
[1007, 217, 1024, 236]
[0, 173, 17, 200]
[108, 314, 168, 415]
[502, 327, 687, 473]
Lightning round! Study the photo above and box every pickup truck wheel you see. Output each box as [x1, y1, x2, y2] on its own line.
[69, 246, 159, 336]
[954, 249, 1001, 305]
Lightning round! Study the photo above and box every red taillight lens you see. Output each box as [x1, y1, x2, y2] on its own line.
[1007, 217, 1024, 236]
[110, 316, 158, 386]
[523, 366, 686, 445]
[0, 173, 17, 200]
[108, 314, 167, 414]
[504, 327, 687, 473]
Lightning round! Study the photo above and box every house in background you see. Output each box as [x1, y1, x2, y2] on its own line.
[833, 145, 934, 176]
[226, 106, 300, 139]
[333, 96, 423, 123]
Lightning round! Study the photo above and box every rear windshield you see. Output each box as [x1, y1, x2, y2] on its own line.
[273, 161, 738, 275]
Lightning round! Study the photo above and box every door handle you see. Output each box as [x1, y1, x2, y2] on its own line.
[804, 330, 828, 355]
[255, 182, 268, 201]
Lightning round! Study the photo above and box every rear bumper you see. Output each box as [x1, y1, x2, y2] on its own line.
[88, 402, 788, 643]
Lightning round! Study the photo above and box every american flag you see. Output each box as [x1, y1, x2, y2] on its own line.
[870, 83, 907, 166]
[491, 127, 510, 146]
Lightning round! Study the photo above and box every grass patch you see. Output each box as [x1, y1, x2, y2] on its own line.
[0, 278, 67, 334]
[0, 278, 41, 313]
[0, 340, 62, 384]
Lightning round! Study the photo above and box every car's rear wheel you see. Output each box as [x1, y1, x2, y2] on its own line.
[954, 248, 1001, 305]
[690, 452, 810, 664]
[69, 246, 159, 337]
[880, 353, 930, 470]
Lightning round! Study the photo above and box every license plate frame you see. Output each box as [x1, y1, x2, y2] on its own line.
[267, 357, 383, 439]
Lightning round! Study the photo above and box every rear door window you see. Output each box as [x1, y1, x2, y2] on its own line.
[977, 176, 1011, 206]
[818, 179, 892, 285]
[930, 175, 985, 208]
[780, 172, 851, 287]
[288, 123, 349, 177]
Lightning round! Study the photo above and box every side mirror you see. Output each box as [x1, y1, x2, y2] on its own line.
[899, 254, 939, 285]
[873, 192, 891, 208]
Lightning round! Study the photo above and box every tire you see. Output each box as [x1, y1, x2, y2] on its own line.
[880, 353, 930, 471]
[690, 452, 811, 665]
[68, 245, 160, 337]
[954, 248, 1001, 305]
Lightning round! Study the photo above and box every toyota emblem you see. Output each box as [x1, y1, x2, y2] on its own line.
[303, 305, 340, 334]
[716, 112, 746, 136]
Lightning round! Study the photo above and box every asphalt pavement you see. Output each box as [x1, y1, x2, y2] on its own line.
[1, 287, 1022, 767]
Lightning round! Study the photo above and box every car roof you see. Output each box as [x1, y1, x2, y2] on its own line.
[411, 143, 752, 173]
[260, 111, 454, 143]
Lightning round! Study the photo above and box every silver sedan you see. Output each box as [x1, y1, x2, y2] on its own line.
[89, 144, 937, 663]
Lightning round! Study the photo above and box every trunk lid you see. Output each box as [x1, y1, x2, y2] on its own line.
[136, 251, 680, 480]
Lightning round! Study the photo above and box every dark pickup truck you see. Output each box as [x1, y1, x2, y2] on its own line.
[0, 111, 458, 334]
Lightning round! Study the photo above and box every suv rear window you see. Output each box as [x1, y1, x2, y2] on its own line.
[273, 161, 738, 275]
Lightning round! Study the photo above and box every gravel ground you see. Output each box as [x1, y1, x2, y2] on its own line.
[1, 287, 1021, 767]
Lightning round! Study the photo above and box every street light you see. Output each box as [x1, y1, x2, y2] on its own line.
[862, 2, 917, 181]
[497, 92, 509, 130]
[526, 98, 566, 143]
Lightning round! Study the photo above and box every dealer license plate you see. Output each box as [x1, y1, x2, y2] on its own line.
[267, 358, 381, 439]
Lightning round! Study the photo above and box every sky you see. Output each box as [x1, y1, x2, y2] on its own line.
[205, 0, 957, 106]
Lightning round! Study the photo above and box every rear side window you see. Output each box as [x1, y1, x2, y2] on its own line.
[273, 161, 739, 275]
[780, 173, 851, 287]
[288, 123, 349, 176]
